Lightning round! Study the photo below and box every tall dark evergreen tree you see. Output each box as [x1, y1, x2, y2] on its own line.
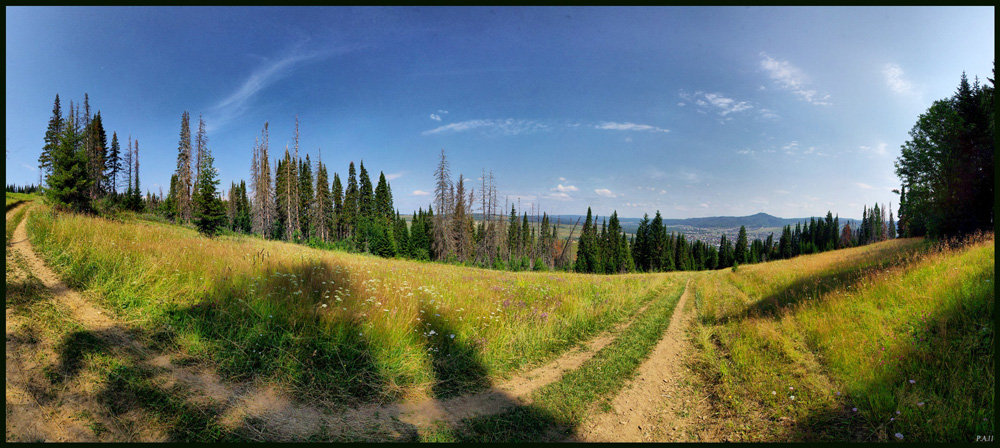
[193, 148, 226, 236]
[734, 225, 749, 265]
[39, 94, 63, 188]
[299, 154, 314, 239]
[106, 132, 121, 195]
[46, 107, 92, 212]
[344, 162, 359, 239]
[332, 172, 344, 239]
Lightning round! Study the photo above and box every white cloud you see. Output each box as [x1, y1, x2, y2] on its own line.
[703, 92, 753, 116]
[593, 122, 670, 133]
[411, 190, 431, 196]
[21, 164, 38, 173]
[552, 184, 578, 192]
[429, 113, 442, 121]
[737, 148, 756, 156]
[659, 189, 666, 195]
[558, 177, 566, 182]
[385, 172, 403, 181]
[422, 119, 547, 136]
[699, 203, 710, 208]
[624, 137, 633, 143]
[677, 102, 686, 107]
[545, 192, 573, 201]
[782, 141, 799, 154]
[595, 188, 616, 198]
[679, 90, 754, 117]
[437, 109, 449, 114]
[883, 63, 916, 96]
[855, 182, 873, 190]
[759, 52, 832, 105]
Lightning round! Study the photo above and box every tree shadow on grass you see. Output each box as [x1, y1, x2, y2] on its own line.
[419, 310, 492, 399]
[711, 245, 923, 325]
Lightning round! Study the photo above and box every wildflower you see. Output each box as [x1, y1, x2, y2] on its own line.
[909, 379, 915, 384]
[894, 433, 903, 440]
[852, 408, 858, 412]
[836, 392, 840, 396]
[772, 391, 776, 395]
[450, 334, 455, 339]
[790, 396, 795, 400]
[789, 387, 794, 390]
[895, 411, 900, 415]
[321, 304, 328, 308]
[429, 330, 437, 336]
[917, 402, 924, 407]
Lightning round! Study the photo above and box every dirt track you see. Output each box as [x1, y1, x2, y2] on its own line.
[7, 203, 684, 442]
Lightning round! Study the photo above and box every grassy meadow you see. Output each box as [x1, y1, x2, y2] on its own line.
[691, 234, 994, 441]
[24, 204, 671, 405]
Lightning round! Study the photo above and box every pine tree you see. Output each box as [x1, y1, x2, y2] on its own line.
[193, 147, 226, 236]
[332, 172, 344, 239]
[453, 174, 471, 261]
[734, 225, 748, 265]
[193, 115, 207, 215]
[175, 111, 193, 222]
[344, 162, 359, 239]
[359, 161, 374, 220]
[299, 154, 314, 239]
[374, 172, 394, 226]
[313, 155, 332, 242]
[79, 110, 108, 199]
[39, 94, 63, 188]
[507, 204, 520, 262]
[46, 108, 92, 212]
[106, 132, 121, 195]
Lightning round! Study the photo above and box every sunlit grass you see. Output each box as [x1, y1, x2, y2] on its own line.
[692, 235, 993, 441]
[25, 205, 665, 405]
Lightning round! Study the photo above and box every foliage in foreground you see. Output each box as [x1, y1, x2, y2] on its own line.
[692, 235, 993, 442]
[26, 204, 664, 405]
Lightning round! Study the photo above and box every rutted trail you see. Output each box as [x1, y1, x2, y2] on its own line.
[7, 204, 664, 442]
[574, 278, 718, 442]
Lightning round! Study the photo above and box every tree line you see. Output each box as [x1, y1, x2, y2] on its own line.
[37, 93, 144, 213]
[34, 95, 909, 274]
[895, 64, 994, 239]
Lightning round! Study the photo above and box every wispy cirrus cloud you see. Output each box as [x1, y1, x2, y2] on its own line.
[421, 119, 548, 136]
[422, 119, 670, 136]
[208, 42, 354, 132]
[882, 63, 917, 96]
[594, 121, 670, 133]
[855, 182, 873, 190]
[385, 172, 404, 181]
[759, 52, 832, 105]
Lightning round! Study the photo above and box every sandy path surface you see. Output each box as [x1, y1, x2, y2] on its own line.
[573, 279, 720, 442]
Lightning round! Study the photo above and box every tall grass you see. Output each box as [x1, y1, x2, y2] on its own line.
[693, 235, 993, 441]
[25, 206, 664, 405]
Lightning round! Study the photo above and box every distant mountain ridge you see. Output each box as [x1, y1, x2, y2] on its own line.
[546, 212, 857, 229]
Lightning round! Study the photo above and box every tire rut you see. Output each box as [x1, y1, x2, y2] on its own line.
[6, 205, 666, 441]
[573, 278, 718, 442]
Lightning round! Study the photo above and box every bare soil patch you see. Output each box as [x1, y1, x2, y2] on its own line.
[574, 279, 722, 442]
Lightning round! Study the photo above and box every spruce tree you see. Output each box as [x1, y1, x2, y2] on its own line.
[299, 155, 314, 239]
[734, 225, 749, 265]
[359, 161, 374, 219]
[332, 172, 344, 239]
[39, 94, 63, 188]
[46, 110, 92, 212]
[175, 112, 193, 222]
[193, 149, 226, 236]
[344, 162, 359, 239]
[313, 158, 333, 242]
[106, 132, 121, 195]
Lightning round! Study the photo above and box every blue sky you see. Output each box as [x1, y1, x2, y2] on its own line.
[6, 6, 994, 219]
